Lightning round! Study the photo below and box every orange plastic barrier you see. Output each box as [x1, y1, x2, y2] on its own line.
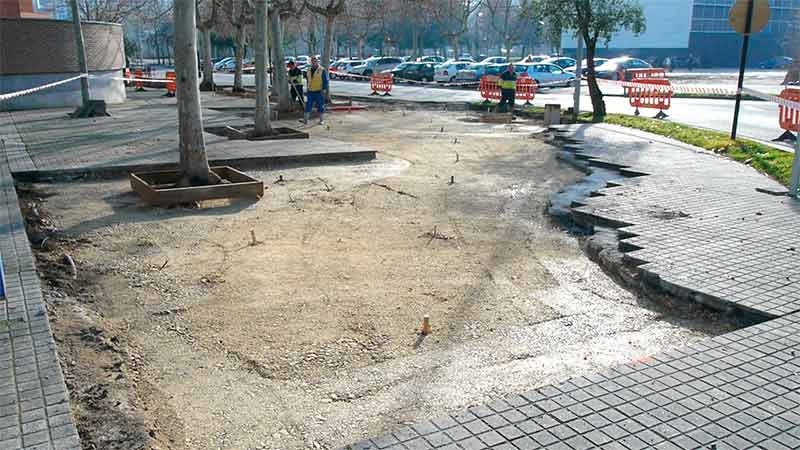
[134, 69, 145, 91]
[775, 88, 800, 142]
[370, 73, 393, 96]
[479, 76, 500, 103]
[165, 71, 176, 97]
[628, 77, 672, 119]
[516, 77, 537, 105]
[624, 68, 666, 95]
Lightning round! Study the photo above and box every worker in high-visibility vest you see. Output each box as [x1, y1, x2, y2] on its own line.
[303, 56, 329, 125]
[288, 61, 304, 108]
[497, 63, 517, 113]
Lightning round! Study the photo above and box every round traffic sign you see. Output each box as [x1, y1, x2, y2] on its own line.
[729, 0, 771, 35]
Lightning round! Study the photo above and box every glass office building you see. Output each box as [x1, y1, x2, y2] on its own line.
[690, 0, 799, 66]
[562, 0, 799, 68]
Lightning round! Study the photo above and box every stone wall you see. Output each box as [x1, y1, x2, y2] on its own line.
[0, 18, 125, 75]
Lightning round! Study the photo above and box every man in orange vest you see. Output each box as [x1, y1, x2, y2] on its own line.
[304, 56, 329, 125]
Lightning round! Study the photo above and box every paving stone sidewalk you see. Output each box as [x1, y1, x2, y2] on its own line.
[7, 91, 374, 177]
[0, 113, 79, 450]
[341, 123, 800, 450]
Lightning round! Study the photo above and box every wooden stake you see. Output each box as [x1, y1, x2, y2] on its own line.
[421, 315, 431, 335]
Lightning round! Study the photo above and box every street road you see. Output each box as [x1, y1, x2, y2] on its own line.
[212, 71, 794, 151]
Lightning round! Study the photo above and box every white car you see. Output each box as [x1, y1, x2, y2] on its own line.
[434, 60, 473, 83]
[330, 59, 364, 79]
[349, 56, 404, 77]
[519, 54, 550, 64]
[213, 57, 235, 71]
[519, 63, 576, 87]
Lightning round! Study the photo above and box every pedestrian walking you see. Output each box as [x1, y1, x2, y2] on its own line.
[288, 61, 304, 109]
[687, 53, 694, 72]
[303, 56, 329, 125]
[497, 63, 517, 114]
[664, 56, 672, 73]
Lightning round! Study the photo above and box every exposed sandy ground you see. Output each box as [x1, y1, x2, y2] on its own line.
[22, 109, 733, 450]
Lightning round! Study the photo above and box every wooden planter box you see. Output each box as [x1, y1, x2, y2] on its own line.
[204, 125, 308, 141]
[130, 166, 263, 206]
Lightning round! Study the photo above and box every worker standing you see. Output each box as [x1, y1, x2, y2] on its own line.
[288, 61, 304, 109]
[497, 63, 517, 114]
[303, 56, 329, 125]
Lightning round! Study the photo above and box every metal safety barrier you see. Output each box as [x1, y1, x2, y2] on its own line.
[628, 77, 673, 119]
[516, 77, 537, 105]
[165, 71, 176, 97]
[479, 76, 501, 103]
[775, 88, 800, 142]
[370, 73, 393, 96]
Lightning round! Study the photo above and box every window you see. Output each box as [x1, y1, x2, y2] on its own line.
[549, 65, 563, 73]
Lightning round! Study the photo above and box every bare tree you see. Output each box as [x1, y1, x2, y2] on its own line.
[198, 0, 220, 91]
[427, 0, 481, 57]
[483, 0, 532, 58]
[253, 0, 273, 136]
[174, 0, 216, 186]
[225, 0, 253, 92]
[305, 0, 346, 70]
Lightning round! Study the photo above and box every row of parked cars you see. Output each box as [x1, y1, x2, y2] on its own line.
[212, 53, 659, 87]
[329, 55, 659, 87]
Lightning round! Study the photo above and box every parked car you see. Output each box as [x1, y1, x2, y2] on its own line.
[759, 56, 794, 70]
[593, 57, 652, 80]
[349, 56, 404, 77]
[544, 57, 576, 69]
[241, 59, 256, 74]
[417, 56, 446, 64]
[563, 58, 609, 75]
[518, 63, 576, 87]
[520, 54, 550, 64]
[386, 62, 436, 82]
[453, 56, 509, 82]
[294, 55, 311, 69]
[214, 57, 235, 71]
[329, 59, 365, 79]
[434, 60, 474, 83]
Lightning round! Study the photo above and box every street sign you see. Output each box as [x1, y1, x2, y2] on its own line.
[729, 0, 770, 35]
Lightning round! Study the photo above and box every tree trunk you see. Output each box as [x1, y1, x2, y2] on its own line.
[358, 38, 365, 58]
[253, 0, 272, 136]
[174, 0, 213, 185]
[199, 27, 215, 91]
[233, 25, 245, 92]
[505, 39, 512, 59]
[69, 0, 90, 106]
[450, 36, 459, 59]
[584, 38, 605, 122]
[270, 11, 291, 112]
[322, 15, 335, 102]
[411, 25, 419, 57]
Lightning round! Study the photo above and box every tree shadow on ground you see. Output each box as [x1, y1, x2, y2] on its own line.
[57, 189, 258, 237]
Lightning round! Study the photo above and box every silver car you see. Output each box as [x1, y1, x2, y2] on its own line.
[349, 56, 405, 77]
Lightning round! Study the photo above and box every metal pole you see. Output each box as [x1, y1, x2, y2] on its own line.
[573, 37, 583, 120]
[791, 134, 800, 197]
[731, 0, 754, 140]
[69, 0, 90, 105]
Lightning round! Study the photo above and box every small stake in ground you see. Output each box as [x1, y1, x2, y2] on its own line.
[449, 176, 455, 185]
[250, 229, 258, 246]
[421, 315, 431, 335]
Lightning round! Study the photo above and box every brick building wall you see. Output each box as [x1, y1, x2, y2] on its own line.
[0, 18, 125, 75]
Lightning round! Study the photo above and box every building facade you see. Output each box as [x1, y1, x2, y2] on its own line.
[561, 0, 800, 68]
[0, 0, 51, 18]
[690, 0, 800, 66]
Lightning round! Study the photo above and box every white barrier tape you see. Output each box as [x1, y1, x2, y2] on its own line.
[0, 74, 87, 103]
[90, 74, 172, 84]
[741, 87, 800, 112]
[339, 71, 573, 90]
[592, 77, 800, 111]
